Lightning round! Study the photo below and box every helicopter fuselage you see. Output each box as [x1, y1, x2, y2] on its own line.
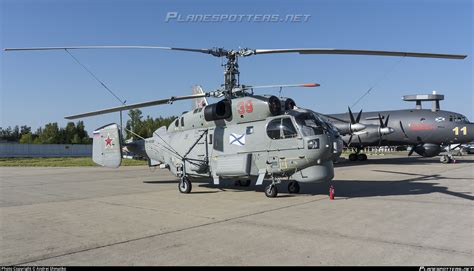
[143, 96, 341, 184]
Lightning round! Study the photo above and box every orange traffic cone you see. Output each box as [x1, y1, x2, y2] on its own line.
[329, 185, 335, 200]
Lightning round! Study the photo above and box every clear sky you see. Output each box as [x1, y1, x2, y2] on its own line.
[1, 0, 472, 134]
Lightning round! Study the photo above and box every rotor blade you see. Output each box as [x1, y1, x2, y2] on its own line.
[243, 83, 320, 89]
[65, 93, 207, 120]
[253, 48, 467, 59]
[3, 46, 226, 56]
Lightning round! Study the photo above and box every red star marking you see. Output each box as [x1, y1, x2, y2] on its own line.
[105, 136, 113, 147]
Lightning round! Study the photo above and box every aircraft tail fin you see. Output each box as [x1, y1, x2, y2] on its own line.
[192, 85, 208, 109]
[92, 123, 122, 168]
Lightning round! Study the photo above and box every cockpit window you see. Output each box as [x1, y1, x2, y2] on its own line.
[454, 115, 469, 123]
[294, 113, 324, 136]
[266, 117, 298, 140]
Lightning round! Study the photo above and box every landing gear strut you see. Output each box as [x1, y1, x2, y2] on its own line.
[265, 177, 280, 198]
[265, 184, 278, 198]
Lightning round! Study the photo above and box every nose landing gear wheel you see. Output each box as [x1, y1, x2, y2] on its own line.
[288, 181, 300, 194]
[265, 184, 278, 198]
[178, 177, 192, 193]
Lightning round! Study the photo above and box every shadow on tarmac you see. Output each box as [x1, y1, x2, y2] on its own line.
[143, 156, 474, 200]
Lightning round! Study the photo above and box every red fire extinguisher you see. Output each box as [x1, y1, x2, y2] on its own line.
[329, 185, 335, 200]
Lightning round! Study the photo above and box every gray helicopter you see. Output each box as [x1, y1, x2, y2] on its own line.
[4, 46, 466, 197]
[323, 92, 474, 163]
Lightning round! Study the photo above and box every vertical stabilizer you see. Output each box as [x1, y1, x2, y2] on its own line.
[92, 123, 122, 168]
[192, 85, 208, 109]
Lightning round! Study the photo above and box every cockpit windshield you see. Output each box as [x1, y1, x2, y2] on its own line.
[450, 115, 470, 123]
[294, 113, 325, 136]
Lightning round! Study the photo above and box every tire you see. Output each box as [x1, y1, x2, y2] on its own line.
[349, 153, 357, 161]
[357, 153, 367, 161]
[178, 177, 192, 193]
[265, 184, 278, 198]
[241, 179, 251, 187]
[288, 181, 300, 194]
[440, 155, 450, 164]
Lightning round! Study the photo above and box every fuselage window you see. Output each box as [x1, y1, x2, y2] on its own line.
[282, 118, 298, 138]
[266, 118, 298, 140]
[174, 119, 179, 127]
[181, 117, 184, 127]
[267, 119, 281, 139]
[295, 113, 324, 136]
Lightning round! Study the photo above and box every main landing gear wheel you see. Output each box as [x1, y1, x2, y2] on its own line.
[235, 179, 251, 187]
[357, 153, 368, 161]
[178, 177, 192, 193]
[288, 181, 300, 194]
[348, 153, 357, 161]
[440, 155, 453, 164]
[265, 184, 278, 198]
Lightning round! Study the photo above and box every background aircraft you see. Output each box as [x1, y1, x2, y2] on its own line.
[324, 92, 474, 163]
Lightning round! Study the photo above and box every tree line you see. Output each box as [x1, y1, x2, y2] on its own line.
[0, 121, 92, 144]
[0, 110, 177, 144]
[125, 109, 177, 140]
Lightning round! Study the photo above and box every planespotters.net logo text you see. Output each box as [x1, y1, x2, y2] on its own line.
[165, 12, 311, 23]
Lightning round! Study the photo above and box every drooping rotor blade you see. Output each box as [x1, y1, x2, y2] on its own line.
[65, 93, 208, 120]
[253, 48, 467, 59]
[243, 83, 320, 89]
[4, 46, 229, 57]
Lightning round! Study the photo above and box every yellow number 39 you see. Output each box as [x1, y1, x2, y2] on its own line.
[453, 126, 467, 136]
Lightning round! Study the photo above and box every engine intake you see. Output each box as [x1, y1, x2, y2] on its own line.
[204, 100, 232, 121]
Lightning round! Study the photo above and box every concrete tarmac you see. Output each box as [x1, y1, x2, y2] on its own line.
[1, 155, 473, 265]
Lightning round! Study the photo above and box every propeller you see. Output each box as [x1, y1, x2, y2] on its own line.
[408, 137, 424, 156]
[345, 107, 365, 146]
[376, 114, 394, 145]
